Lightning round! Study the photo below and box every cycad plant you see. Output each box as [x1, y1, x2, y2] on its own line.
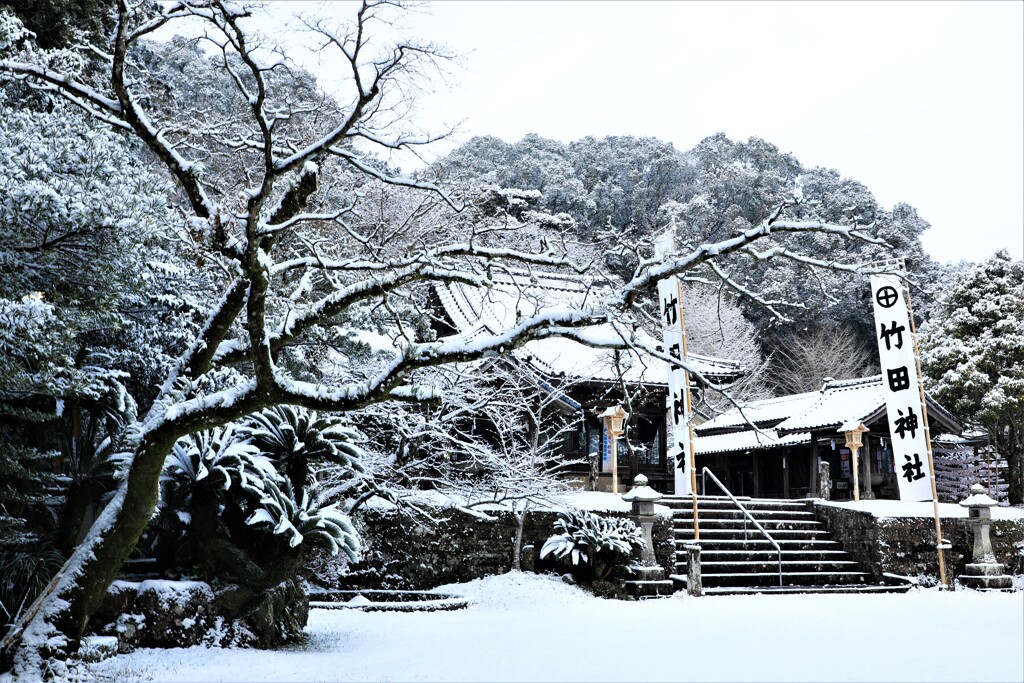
[154, 418, 362, 587]
[540, 510, 645, 581]
[239, 405, 364, 499]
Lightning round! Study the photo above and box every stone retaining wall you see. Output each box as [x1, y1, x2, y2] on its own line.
[327, 506, 674, 590]
[813, 503, 1024, 581]
[92, 577, 307, 652]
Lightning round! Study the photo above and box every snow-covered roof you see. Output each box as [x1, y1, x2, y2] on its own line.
[774, 376, 890, 433]
[694, 428, 811, 455]
[694, 376, 964, 455]
[696, 389, 822, 431]
[435, 271, 744, 385]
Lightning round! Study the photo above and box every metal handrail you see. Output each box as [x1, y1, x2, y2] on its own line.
[700, 467, 783, 586]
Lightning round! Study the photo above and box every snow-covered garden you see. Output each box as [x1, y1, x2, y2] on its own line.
[1, 1, 1022, 680]
[88, 572, 1023, 683]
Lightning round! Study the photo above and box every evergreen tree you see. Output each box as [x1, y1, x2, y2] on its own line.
[920, 250, 1024, 504]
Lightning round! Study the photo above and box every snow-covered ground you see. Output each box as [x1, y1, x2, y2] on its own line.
[89, 572, 1023, 683]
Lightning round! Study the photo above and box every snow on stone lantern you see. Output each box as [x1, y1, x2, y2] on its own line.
[957, 484, 1013, 590]
[620, 475, 674, 598]
[622, 474, 662, 517]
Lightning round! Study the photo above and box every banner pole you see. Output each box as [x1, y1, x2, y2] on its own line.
[674, 273, 700, 542]
[901, 259, 948, 588]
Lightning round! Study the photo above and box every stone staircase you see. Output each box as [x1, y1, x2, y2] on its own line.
[661, 496, 913, 596]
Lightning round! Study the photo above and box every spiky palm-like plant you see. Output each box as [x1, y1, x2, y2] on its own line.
[540, 510, 645, 581]
[240, 406, 364, 499]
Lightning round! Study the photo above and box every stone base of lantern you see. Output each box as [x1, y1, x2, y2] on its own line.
[958, 562, 1014, 591]
[622, 565, 674, 599]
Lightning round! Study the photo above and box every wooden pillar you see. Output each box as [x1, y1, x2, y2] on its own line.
[751, 452, 761, 498]
[783, 449, 791, 499]
[810, 437, 820, 497]
[862, 438, 875, 499]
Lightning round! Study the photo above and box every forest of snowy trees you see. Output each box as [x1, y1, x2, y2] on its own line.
[0, 1, 1020, 677]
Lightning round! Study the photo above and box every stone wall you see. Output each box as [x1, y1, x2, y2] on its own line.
[325, 505, 674, 590]
[92, 578, 308, 652]
[813, 503, 1024, 581]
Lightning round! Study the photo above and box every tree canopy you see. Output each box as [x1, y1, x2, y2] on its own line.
[920, 250, 1024, 503]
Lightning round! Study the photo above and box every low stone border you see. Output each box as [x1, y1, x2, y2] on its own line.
[309, 589, 470, 612]
[813, 502, 1024, 580]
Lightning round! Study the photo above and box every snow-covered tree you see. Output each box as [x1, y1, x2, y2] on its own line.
[920, 250, 1024, 504]
[0, 9, 198, 630]
[771, 324, 877, 395]
[681, 284, 773, 409]
[0, 2, 889, 672]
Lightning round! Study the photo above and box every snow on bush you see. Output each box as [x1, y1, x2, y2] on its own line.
[540, 510, 645, 580]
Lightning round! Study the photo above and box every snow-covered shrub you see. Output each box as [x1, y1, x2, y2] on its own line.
[146, 422, 362, 646]
[154, 423, 361, 578]
[239, 405, 364, 499]
[245, 479, 359, 560]
[540, 510, 645, 581]
[0, 438, 63, 626]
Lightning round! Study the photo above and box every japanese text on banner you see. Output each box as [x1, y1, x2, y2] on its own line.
[870, 273, 932, 501]
[657, 274, 692, 494]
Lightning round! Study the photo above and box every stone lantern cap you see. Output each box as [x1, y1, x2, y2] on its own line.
[959, 483, 998, 508]
[621, 474, 663, 503]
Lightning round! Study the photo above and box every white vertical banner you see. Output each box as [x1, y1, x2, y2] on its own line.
[655, 232, 693, 495]
[870, 273, 933, 501]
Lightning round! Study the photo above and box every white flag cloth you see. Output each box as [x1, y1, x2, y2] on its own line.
[870, 273, 933, 501]
[655, 232, 692, 495]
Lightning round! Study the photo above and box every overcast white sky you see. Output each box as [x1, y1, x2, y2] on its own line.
[206, 1, 1024, 264]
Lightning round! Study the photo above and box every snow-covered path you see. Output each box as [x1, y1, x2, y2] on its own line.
[91, 573, 1023, 682]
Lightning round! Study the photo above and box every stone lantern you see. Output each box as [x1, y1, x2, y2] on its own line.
[622, 474, 662, 566]
[620, 474, 674, 598]
[957, 484, 1012, 590]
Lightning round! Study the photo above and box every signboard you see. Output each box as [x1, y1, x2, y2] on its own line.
[601, 428, 612, 471]
[655, 232, 692, 495]
[870, 273, 933, 501]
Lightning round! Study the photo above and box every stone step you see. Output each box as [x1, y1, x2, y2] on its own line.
[630, 565, 667, 581]
[622, 579, 675, 599]
[673, 509, 817, 521]
[675, 560, 861, 574]
[669, 575, 913, 596]
[675, 549, 849, 562]
[695, 571, 873, 588]
[660, 497, 812, 513]
[672, 538, 844, 551]
[672, 518, 823, 531]
[673, 528, 832, 541]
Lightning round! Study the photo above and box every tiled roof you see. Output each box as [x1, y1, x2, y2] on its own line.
[435, 271, 745, 385]
[696, 389, 823, 431]
[694, 375, 964, 456]
[774, 376, 887, 433]
[694, 429, 811, 455]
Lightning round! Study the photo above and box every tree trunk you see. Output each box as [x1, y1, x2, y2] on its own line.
[5, 429, 177, 674]
[57, 479, 108, 556]
[511, 505, 528, 572]
[1004, 425, 1023, 506]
